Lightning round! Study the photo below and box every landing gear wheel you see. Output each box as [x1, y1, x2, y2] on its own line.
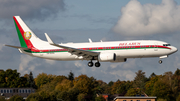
[88, 62, 93, 67]
[95, 62, 101, 67]
[159, 60, 162, 64]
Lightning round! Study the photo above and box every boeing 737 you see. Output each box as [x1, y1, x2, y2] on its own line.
[5, 16, 178, 67]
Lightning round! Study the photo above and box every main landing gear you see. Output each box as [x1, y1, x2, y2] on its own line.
[159, 60, 162, 64]
[88, 60, 101, 67]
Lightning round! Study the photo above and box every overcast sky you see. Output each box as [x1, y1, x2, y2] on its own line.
[1, 0, 180, 83]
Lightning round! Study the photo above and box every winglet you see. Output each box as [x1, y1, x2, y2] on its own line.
[45, 33, 54, 44]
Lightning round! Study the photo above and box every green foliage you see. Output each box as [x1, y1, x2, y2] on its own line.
[39, 75, 67, 92]
[56, 88, 79, 101]
[176, 94, 180, 101]
[152, 80, 171, 99]
[95, 95, 106, 101]
[35, 73, 56, 88]
[38, 90, 51, 100]
[73, 74, 97, 94]
[55, 79, 73, 91]
[28, 71, 36, 88]
[2, 68, 180, 101]
[68, 87, 79, 100]
[0, 69, 29, 88]
[157, 98, 167, 101]
[26, 93, 43, 101]
[68, 71, 74, 81]
[149, 72, 156, 79]
[174, 68, 180, 76]
[111, 80, 133, 94]
[26, 91, 58, 101]
[77, 93, 86, 101]
[0, 96, 5, 101]
[125, 88, 141, 96]
[53, 75, 67, 83]
[133, 70, 147, 95]
[145, 76, 158, 95]
[108, 81, 114, 86]
[116, 81, 133, 94]
[9, 95, 24, 101]
[57, 91, 70, 101]
[111, 80, 121, 94]
[94, 80, 107, 94]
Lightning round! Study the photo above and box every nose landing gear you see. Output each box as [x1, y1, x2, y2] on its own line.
[159, 60, 162, 64]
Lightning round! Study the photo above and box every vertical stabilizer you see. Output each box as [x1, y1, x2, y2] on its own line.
[13, 16, 46, 49]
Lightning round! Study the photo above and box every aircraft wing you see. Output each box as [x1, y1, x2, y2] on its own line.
[45, 33, 99, 59]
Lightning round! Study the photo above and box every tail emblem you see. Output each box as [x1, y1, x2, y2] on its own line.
[24, 31, 32, 40]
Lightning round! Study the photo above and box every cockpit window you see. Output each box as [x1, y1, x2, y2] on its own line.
[163, 44, 171, 46]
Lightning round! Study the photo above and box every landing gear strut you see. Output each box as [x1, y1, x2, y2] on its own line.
[159, 60, 162, 64]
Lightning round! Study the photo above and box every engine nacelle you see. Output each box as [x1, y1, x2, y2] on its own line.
[98, 52, 116, 62]
[111, 58, 127, 63]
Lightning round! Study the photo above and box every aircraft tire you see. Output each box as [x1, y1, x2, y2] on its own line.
[88, 62, 93, 67]
[95, 62, 100, 67]
[159, 60, 162, 64]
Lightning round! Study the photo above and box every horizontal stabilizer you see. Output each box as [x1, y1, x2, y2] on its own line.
[5, 45, 30, 50]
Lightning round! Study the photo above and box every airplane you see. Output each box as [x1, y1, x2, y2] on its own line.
[5, 16, 178, 67]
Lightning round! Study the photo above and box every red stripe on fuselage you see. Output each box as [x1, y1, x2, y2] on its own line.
[29, 45, 171, 53]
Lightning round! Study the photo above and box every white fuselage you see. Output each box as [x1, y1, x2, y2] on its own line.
[21, 40, 177, 62]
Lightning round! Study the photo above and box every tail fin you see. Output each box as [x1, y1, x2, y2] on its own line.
[13, 16, 45, 49]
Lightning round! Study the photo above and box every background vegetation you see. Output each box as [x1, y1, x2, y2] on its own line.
[1, 68, 180, 101]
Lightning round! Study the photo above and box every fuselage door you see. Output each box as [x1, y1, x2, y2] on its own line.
[154, 43, 158, 51]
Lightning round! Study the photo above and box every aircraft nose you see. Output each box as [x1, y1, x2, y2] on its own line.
[172, 46, 178, 53]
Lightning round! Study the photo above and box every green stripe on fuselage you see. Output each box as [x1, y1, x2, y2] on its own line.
[14, 20, 27, 48]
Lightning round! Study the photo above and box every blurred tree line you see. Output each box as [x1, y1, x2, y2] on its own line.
[0, 69, 35, 88]
[1, 68, 180, 101]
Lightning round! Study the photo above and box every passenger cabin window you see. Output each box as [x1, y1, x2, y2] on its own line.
[163, 44, 171, 46]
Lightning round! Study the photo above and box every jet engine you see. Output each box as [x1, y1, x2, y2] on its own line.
[98, 52, 116, 62]
[111, 58, 127, 62]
